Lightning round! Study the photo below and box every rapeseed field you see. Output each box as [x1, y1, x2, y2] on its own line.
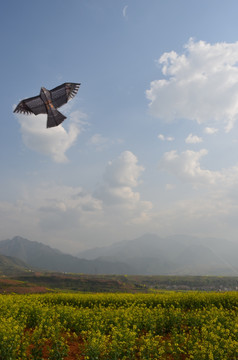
[0, 291, 238, 359]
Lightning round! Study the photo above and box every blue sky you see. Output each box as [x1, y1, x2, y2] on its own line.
[2, 0, 238, 252]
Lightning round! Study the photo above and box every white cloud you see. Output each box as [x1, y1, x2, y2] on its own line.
[103, 151, 144, 188]
[158, 134, 174, 141]
[95, 151, 152, 223]
[0, 183, 104, 252]
[35, 185, 103, 230]
[16, 110, 86, 162]
[123, 5, 128, 18]
[146, 39, 238, 131]
[89, 133, 108, 145]
[158, 134, 165, 141]
[159, 148, 238, 187]
[185, 133, 203, 144]
[204, 127, 218, 134]
[159, 149, 221, 185]
[0, 152, 153, 251]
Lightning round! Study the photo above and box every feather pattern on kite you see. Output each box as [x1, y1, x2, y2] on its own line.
[14, 82, 81, 128]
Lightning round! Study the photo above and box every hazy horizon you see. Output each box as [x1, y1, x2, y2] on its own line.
[2, 1, 238, 254]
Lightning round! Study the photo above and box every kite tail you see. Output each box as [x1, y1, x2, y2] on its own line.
[47, 109, 67, 128]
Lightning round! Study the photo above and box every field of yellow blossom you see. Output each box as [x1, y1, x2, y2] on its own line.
[0, 291, 238, 359]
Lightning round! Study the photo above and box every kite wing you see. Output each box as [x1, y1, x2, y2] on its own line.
[14, 95, 47, 115]
[50, 83, 81, 109]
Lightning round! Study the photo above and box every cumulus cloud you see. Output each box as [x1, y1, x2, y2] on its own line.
[95, 151, 152, 223]
[159, 149, 222, 185]
[159, 148, 238, 187]
[158, 134, 165, 141]
[146, 39, 238, 131]
[204, 127, 218, 134]
[185, 133, 203, 144]
[16, 110, 86, 162]
[103, 151, 144, 188]
[158, 134, 174, 141]
[0, 153, 153, 251]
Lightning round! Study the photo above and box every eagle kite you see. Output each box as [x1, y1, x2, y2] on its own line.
[14, 82, 81, 128]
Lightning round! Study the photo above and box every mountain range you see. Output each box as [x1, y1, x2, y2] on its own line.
[77, 233, 238, 276]
[0, 236, 133, 274]
[1, 234, 238, 275]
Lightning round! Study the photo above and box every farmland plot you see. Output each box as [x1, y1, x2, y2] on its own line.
[0, 292, 238, 359]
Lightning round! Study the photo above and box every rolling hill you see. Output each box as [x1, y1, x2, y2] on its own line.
[0, 253, 30, 275]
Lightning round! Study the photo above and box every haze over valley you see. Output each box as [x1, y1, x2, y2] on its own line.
[1, 234, 238, 276]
